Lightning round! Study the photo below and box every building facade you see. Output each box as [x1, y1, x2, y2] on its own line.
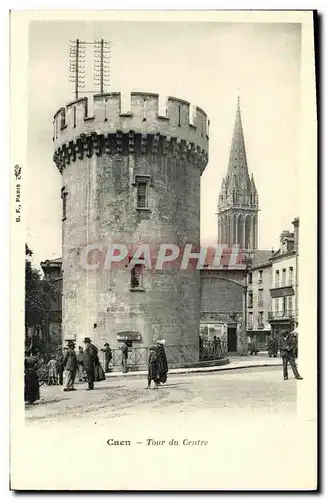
[247, 260, 272, 347]
[217, 97, 259, 250]
[268, 218, 299, 340]
[53, 92, 209, 361]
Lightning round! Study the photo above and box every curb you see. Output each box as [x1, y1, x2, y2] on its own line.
[104, 361, 282, 380]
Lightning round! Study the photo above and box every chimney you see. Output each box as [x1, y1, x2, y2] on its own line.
[292, 217, 299, 255]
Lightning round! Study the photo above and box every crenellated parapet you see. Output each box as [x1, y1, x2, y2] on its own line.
[53, 92, 209, 173]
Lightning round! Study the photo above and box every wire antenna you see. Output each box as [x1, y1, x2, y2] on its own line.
[94, 39, 111, 95]
[69, 39, 86, 99]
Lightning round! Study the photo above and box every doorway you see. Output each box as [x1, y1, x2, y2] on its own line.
[227, 326, 237, 352]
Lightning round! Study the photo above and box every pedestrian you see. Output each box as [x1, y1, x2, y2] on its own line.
[24, 356, 40, 405]
[83, 337, 98, 390]
[199, 335, 203, 359]
[121, 341, 128, 374]
[272, 336, 278, 357]
[102, 342, 112, 373]
[156, 339, 168, 384]
[55, 346, 65, 385]
[47, 356, 57, 385]
[76, 346, 85, 382]
[146, 345, 160, 389]
[267, 335, 273, 357]
[280, 330, 303, 381]
[63, 341, 78, 391]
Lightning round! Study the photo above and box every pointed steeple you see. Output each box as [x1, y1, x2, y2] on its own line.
[217, 96, 259, 250]
[226, 96, 250, 184]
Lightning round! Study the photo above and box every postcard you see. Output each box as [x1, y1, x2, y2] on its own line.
[10, 9, 317, 491]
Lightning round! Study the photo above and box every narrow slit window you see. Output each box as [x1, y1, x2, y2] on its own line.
[60, 109, 66, 129]
[73, 107, 76, 128]
[61, 187, 68, 221]
[131, 264, 143, 289]
[178, 106, 181, 126]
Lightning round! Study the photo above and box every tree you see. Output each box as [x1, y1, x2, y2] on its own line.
[25, 244, 58, 355]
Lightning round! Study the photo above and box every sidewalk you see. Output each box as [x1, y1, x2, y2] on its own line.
[106, 355, 282, 379]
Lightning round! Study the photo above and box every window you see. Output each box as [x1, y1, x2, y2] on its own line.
[258, 270, 263, 283]
[134, 175, 151, 210]
[61, 187, 67, 221]
[60, 108, 66, 129]
[289, 266, 294, 285]
[248, 272, 252, 284]
[248, 312, 253, 329]
[258, 289, 264, 307]
[130, 264, 144, 290]
[178, 106, 181, 126]
[73, 107, 76, 128]
[287, 296, 293, 314]
[275, 270, 280, 287]
[282, 268, 286, 286]
[248, 291, 253, 308]
[258, 311, 264, 327]
[137, 182, 147, 208]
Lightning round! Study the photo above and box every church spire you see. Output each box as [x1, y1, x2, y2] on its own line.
[217, 96, 259, 250]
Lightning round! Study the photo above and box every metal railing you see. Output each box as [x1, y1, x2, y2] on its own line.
[268, 311, 295, 320]
[102, 341, 228, 369]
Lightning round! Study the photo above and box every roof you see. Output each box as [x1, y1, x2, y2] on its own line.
[40, 257, 62, 267]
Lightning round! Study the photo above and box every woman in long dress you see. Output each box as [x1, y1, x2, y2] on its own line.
[146, 346, 161, 389]
[156, 340, 168, 384]
[24, 356, 40, 404]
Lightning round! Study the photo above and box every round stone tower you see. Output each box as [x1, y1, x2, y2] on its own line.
[53, 92, 209, 362]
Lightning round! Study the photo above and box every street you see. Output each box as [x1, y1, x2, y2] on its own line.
[26, 365, 296, 424]
[17, 365, 316, 490]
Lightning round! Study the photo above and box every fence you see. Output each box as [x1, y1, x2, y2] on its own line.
[101, 340, 228, 370]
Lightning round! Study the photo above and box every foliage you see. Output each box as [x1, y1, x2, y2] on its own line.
[25, 244, 58, 352]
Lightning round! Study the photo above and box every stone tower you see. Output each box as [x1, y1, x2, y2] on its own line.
[217, 97, 259, 249]
[53, 92, 209, 361]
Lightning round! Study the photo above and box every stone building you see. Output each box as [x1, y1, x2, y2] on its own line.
[52, 92, 209, 362]
[268, 218, 299, 340]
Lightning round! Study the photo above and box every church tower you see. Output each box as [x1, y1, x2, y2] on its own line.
[217, 97, 259, 250]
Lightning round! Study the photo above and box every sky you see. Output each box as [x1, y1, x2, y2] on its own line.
[27, 20, 301, 267]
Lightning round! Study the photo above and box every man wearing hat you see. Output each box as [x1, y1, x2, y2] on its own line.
[101, 342, 112, 373]
[280, 330, 303, 380]
[83, 337, 98, 390]
[62, 341, 78, 391]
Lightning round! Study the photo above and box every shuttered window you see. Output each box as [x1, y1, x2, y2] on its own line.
[137, 182, 147, 208]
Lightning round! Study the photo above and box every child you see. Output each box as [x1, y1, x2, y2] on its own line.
[47, 356, 58, 386]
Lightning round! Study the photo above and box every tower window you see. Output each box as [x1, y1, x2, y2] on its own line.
[134, 175, 151, 210]
[73, 107, 76, 128]
[137, 182, 147, 208]
[178, 106, 181, 126]
[61, 186, 68, 221]
[60, 108, 66, 129]
[130, 264, 144, 290]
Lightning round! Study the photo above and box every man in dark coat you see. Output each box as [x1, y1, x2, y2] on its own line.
[280, 330, 303, 380]
[156, 340, 168, 383]
[102, 343, 112, 373]
[63, 341, 78, 391]
[83, 337, 99, 390]
[267, 336, 273, 357]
